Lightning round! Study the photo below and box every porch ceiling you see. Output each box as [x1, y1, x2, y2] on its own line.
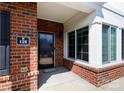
[37, 2, 94, 23]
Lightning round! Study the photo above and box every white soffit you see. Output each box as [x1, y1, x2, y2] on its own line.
[104, 2, 124, 16]
[57, 2, 95, 14]
[106, 2, 124, 13]
[37, 2, 80, 23]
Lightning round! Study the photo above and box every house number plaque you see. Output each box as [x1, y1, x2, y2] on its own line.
[17, 36, 30, 46]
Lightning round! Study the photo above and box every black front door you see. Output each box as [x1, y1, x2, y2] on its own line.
[38, 32, 54, 69]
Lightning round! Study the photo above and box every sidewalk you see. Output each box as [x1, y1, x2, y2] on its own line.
[38, 66, 124, 91]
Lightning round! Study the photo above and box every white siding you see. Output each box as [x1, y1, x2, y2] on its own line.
[64, 3, 124, 68]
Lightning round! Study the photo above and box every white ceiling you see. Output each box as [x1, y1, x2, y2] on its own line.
[57, 2, 95, 13]
[37, 2, 80, 23]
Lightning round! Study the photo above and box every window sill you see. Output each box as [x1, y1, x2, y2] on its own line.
[64, 57, 124, 73]
[64, 57, 92, 68]
[102, 61, 124, 68]
[0, 75, 10, 82]
[64, 57, 124, 69]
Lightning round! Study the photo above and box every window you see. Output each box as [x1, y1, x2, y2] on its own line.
[67, 26, 89, 62]
[102, 24, 116, 64]
[0, 11, 10, 75]
[68, 31, 75, 58]
[122, 29, 124, 59]
[102, 24, 109, 63]
[111, 27, 116, 61]
[77, 27, 88, 61]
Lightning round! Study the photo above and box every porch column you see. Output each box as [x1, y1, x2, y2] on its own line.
[89, 22, 102, 67]
[116, 27, 122, 63]
[64, 32, 68, 58]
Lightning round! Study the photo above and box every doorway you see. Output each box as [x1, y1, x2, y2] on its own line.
[38, 32, 55, 69]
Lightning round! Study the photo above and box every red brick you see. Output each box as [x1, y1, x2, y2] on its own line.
[64, 59, 124, 87]
[37, 19, 64, 66]
[0, 2, 38, 90]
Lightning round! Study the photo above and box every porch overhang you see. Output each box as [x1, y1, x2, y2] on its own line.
[57, 2, 95, 14]
[37, 2, 95, 23]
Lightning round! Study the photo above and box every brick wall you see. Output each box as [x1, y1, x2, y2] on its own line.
[37, 19, 64, 66]
[0, 3, 38, 90]
[64, 59, 124, 87]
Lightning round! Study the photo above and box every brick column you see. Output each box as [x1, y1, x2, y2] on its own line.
[0, 3, 38, 90]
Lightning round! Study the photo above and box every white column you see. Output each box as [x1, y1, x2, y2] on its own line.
[89, 22, 102, 67]
[63, 32, 68, 58]
[116, 28, 122, 63]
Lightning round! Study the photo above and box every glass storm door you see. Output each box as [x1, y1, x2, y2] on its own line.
[38, 32, 54, 69]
